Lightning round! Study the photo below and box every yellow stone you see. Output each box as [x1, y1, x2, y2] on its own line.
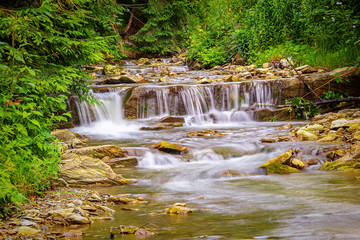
[260, 149, 293, 168]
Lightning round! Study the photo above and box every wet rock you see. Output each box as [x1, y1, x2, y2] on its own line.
[137, 58, 151, 65]
[296, 129, 318, 141]
[17, 226, 41, 235]
[304, 124, 324, 132]
[65, 213, 91, 225]
[107, 194, 146, 204]
[110, 225, 156, 236]
[279, 123, 293, 130]
[61, 155, 129, 185]
[19, 220, 38, 227]
[140, 125, 174, 130]
[96, 76, 136, 84]
[48, 208, 74, 218]
[164, 203, 193, 214]
[305, 158, 321, 166]
[151, 141, 188, 155]
[219, 170, 247, 177]
[260, 149, 294, 168]
[331, 118, 360, 129]
[51, 129, 84, 148]
[317, 133, 338, 142]
[65, 145, 126, 159]
[290, 159, 306, 169]
[103, 65, 124, 75]
[264, 162, 300, 174]
[102, 156, 138, 168]
[194, 78, 211, 84]
[159, 116, 185, 123]
[261, 138, 276, 143]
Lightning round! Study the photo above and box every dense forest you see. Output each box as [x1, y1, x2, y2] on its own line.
[0, 0, 359, 218]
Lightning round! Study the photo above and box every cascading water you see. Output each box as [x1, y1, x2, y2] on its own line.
[71, 63, 360, 240]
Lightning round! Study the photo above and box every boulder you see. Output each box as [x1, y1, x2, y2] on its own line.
[264, 162, 300, 174]
[48, 208, 75, 218]
[65, 145, 126, 159]
[296, 129, 318, 141]
[137, 58, 151, 65]
[261, 138, 276, 143]
[151, 141, 188, 155]
[65, 213, 91, 225]
[96, 76, 136, 85]
[164, 203, 193, 214]
[103, 65, 124, 75]
[330, 118, 360, 129]
[51, 129, 84, 148]
[60, 155, 129, 185]
[17, 226, 41, 236]
[305, 158, 321, 166]
[304, 124, 324, 132]
[159, 116, 185, 123]
[102, 156, 138, 168]
[260, 149, 294, 168]
[317, 133, 338, 142]
[290, 159, 306, 169]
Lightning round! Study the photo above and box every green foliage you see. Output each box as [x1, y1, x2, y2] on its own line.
[285, 97, 320, 120]
[131, 0, 188, 54]
[185, 0, 360, 68]
[0, 0, 124, 218]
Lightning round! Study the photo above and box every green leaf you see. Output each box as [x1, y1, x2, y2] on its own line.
[29, 119, 41, 129]
[22, 111, 31, 119]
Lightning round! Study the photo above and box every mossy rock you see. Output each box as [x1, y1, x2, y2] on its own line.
[164, 203, 193, 214]
[260, 149, 293, 168]
[264, 162, 300, 174]
[320, 159, 360, 171]
[151, 141, 188, 155]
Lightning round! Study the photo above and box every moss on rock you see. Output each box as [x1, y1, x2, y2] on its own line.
[264, 162, 300, 174]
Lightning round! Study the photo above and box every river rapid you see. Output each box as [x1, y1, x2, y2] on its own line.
[71, 60, 360, 240]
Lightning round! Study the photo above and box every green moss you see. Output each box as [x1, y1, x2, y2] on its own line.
[265, 163, 300, 175]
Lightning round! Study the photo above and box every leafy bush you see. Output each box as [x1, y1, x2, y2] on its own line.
[0, 0, 124, 219]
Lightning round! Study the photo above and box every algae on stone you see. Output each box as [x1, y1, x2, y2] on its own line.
[260, 149, 294, 168]
[264, 162, 300, 174]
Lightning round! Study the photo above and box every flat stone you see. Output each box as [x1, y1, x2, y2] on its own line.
[65, 213, 91, 225]
[330, 118, 360, 129]
[17, 226, 41, 235]
[296, 129, 318, 141]
[151, 141, 188, 155]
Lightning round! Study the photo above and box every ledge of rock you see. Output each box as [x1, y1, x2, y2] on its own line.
[65, 145, 126, 159]
[61, 155, 129, 186]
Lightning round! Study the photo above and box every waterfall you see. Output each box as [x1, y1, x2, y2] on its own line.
[76, 89, 125, 125]
[75, 80, 281, 126]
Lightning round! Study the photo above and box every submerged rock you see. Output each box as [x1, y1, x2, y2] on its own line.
[107, 194, 146, 204]
[110, 225, 156, 236]
[151, 141, 188, 155]
[164, 203, 193, 214]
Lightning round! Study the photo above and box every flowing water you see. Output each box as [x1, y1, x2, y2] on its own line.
[71, 61, 360, 240]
